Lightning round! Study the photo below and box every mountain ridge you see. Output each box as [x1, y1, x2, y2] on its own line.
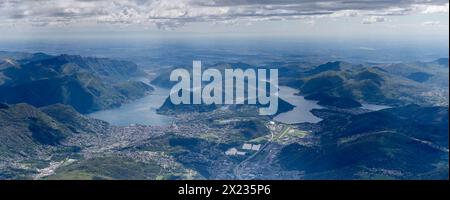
[0, 52, 153, 113]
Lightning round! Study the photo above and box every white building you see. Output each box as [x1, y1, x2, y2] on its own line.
[242, 143, 261, 151]
[225, 148, 247, 156]
[225, 148, 238, 155]
[251, 144, 261, 151]
[242, 143, 252, 150]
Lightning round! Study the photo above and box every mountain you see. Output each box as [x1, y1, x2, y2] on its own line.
[152, 60, 448, 108]
[156, 90, 294, 116]
[305, 92, 362, 108]
[151, 59, 449, 110]
[277, 105, 449, 179]
[0, 51, 36, 61]
[282, 59, 449, 107]
[157, 98, 221, 114]
[0, 58, 20, 70]
[45, 156, 163, 180]
[297, 66, 402, 106]
[0, 103, 78, 159]
[0, 52, 153, 113]
[406, 72, 433, 83]
[434, 58, 449, 67]
[40, 104, 109, 134]
[0, 102, 116, 179]
[150, 69, 175, 89]
[304, 61, 350, 75]
[153, 62, 295, 116]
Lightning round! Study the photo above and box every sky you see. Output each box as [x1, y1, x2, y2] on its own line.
[0, 0, 448, 41]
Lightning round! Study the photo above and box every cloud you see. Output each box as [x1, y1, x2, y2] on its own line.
[422, 21, 441, 26]
[0, 0, 448, 29]
[356, 47, 376, 51]
[362, 16, 387, 24]
[419, 3, 449, 14]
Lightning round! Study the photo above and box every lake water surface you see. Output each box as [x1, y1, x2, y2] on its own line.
[361, 103, 391, 111]
[274, 86, 324, 124]
[89, 82, 390, 126]
[274, 86, 392, 124]
[88, 85, 173, 126]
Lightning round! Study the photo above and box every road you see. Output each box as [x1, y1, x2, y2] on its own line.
[233, 125, 284, 179]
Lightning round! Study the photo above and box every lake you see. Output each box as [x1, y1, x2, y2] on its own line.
[361, 103, 391, 111]
[274, 86, 324, 124]
[88, 82, 391, 126]
[274, 86, 392, 124]
[88, 85, 173, 126]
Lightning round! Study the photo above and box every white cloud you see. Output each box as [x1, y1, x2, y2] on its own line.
[422, 21, 441, 26]
[356, 47, 376, 51]
[304, 19, 315, 25]
[0, 0, 448, 29]
[362, 16, 387, 24]
[419, 3, 449, 14]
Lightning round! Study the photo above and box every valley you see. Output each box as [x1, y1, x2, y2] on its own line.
[0, 50, 448, 180]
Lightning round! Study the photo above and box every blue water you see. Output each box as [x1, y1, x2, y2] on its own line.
[274, 86, 324, 124]
[88, 85, 173, 126]
[361, 103, 391, 111]
[274, 86, 392, 124]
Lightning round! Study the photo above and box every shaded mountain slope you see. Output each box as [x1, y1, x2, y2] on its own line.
[277, 105, 449, 179]
[0, 52, 153, 113]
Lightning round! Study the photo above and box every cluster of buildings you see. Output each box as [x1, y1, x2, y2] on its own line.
[225, 148, 246, 156]
[242, 143, 261, 151]
[225, 143, 261, 156]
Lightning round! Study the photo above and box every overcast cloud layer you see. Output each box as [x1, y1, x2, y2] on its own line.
[0, 0, 448, 29]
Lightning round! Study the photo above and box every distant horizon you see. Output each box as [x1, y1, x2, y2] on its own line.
[0, 36, 448, 64]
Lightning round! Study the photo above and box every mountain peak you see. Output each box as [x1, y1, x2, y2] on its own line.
[305, 61, 343, 75]
[0, 58, 20, 69]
